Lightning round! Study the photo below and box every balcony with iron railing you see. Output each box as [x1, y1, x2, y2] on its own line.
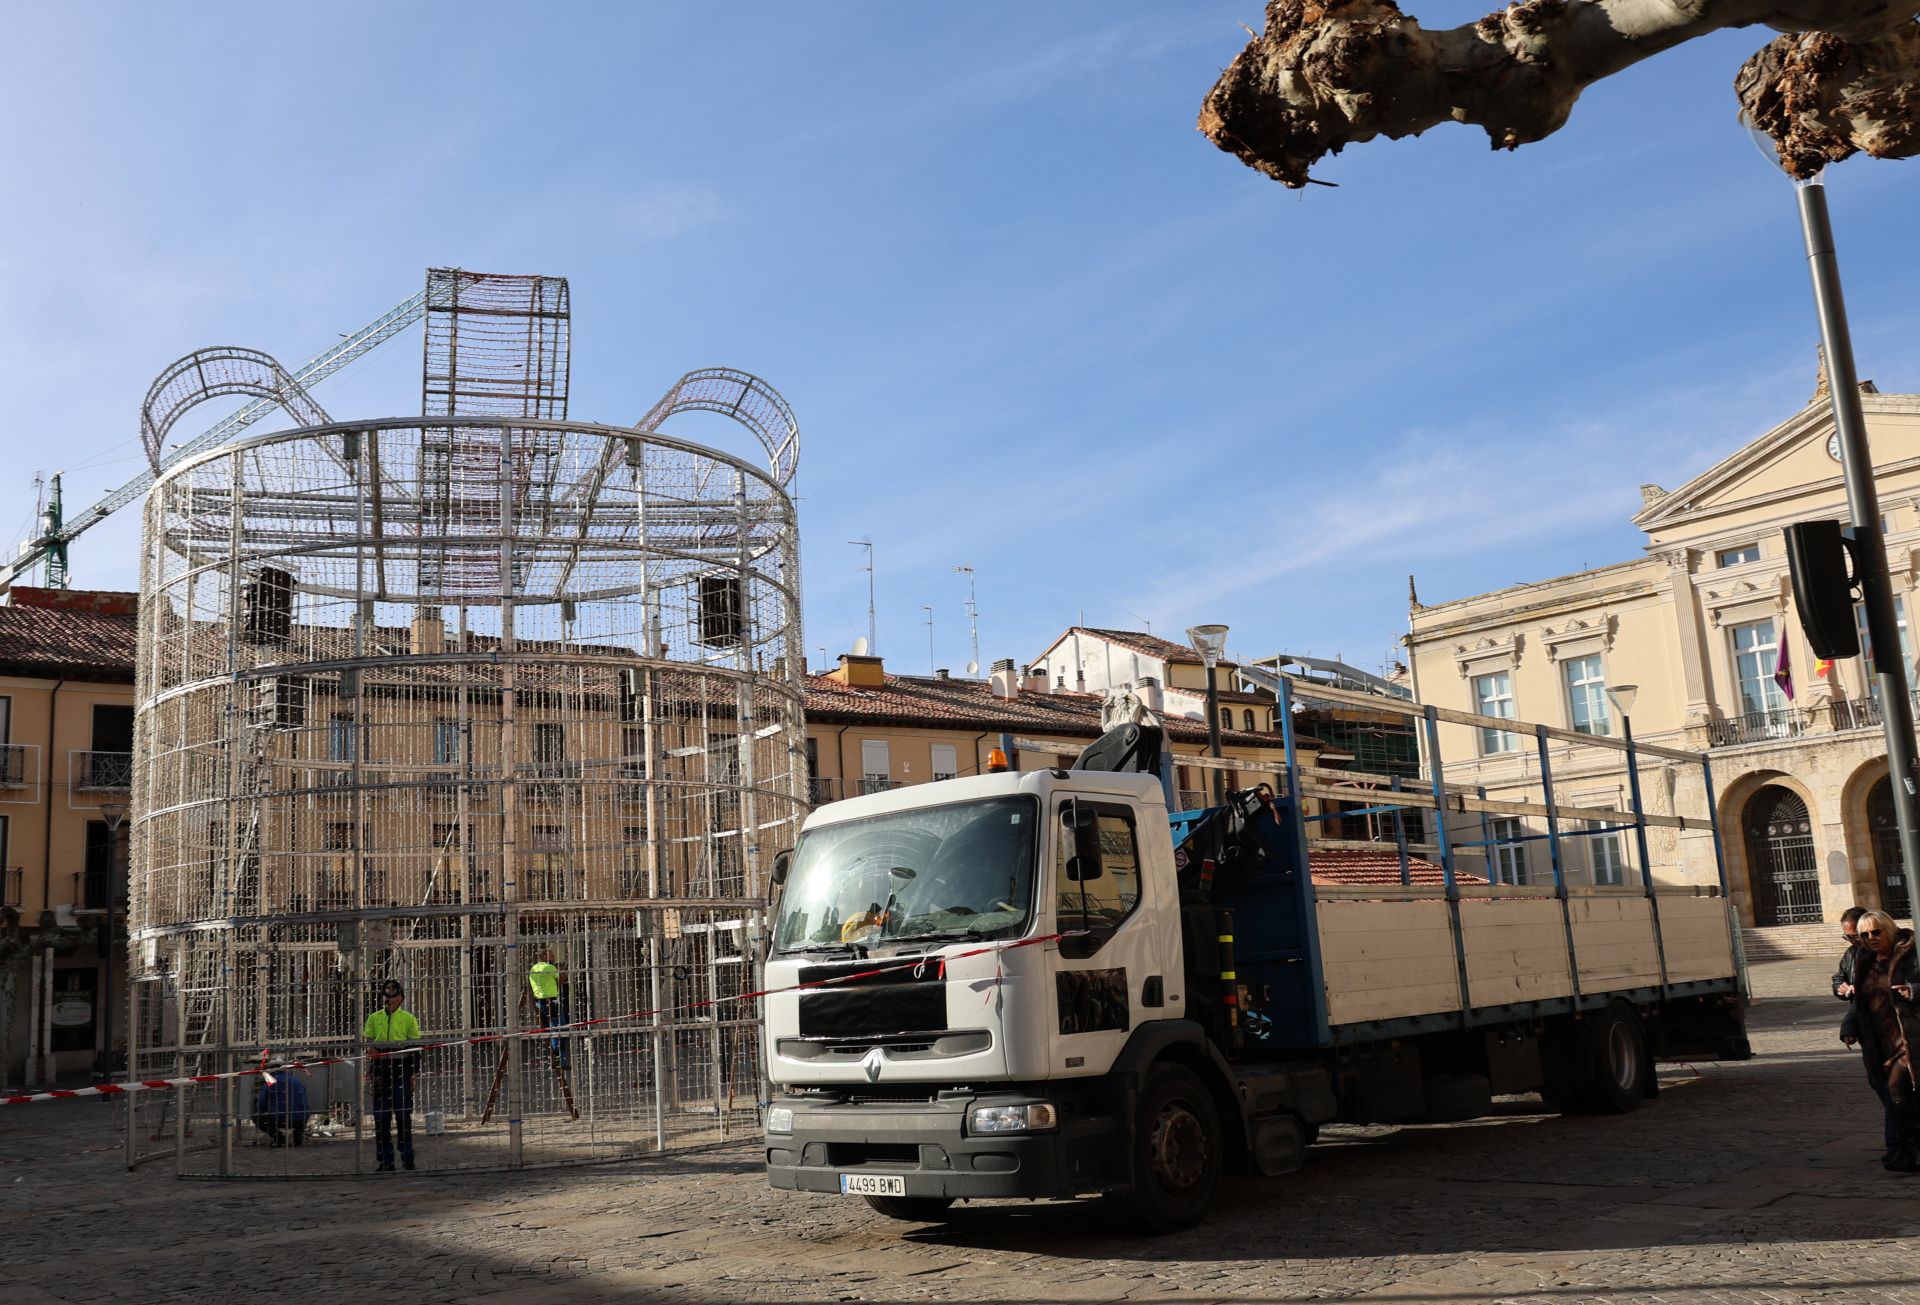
[808, 776, 843, 805]
[72, 867, 129, 913]
[73, 750, 133, 791]
[858, 777, 898, 797]
[3, 866, 20, 908]
[1831, 688, 1920, 733]
[1707, 707, 1808, 748]
[0, 744, 29, 789]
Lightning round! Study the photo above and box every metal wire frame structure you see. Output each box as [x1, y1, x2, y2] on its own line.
[125, 400, 806, 1176]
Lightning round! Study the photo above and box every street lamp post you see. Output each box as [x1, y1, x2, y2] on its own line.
[1790, 176, 1920, 890]
[97, 802, 127, 1080]
[1187, 624, 1230, 805]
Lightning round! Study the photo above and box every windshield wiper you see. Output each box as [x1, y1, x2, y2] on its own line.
[885, 927, 1001, 945]
[779, 941, 867, 957]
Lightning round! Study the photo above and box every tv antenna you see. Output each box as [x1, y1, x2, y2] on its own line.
[1129, 612, 1154, 636]
[849, 538, 876, 656]
[954, 564, 981, 677]
[922, 604, 935, 675]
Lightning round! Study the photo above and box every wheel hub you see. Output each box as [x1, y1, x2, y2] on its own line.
[1148, 1101, 1207, 1192]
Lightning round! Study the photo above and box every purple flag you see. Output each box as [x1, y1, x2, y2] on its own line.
[1774, 639, 1794, 701]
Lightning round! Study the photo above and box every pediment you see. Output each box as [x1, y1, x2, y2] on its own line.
[1632, 402, 1834, 530]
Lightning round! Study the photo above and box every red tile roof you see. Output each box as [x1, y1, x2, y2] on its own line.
[0, 596, 138, 681]
[803, 672, 1288, 751]
[1307, 847, 1488, 887]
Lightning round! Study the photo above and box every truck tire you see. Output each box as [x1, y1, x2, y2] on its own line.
[1581, 1003, 1652, 1114]
[1113, 1063, 1223, 1234]
[863, 1195, 955, 1222]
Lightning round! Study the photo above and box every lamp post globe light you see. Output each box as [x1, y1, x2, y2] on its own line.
[1187, 624, 1230, 804]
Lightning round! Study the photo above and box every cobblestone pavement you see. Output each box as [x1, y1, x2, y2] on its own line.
[5, 994, 1919, 1304]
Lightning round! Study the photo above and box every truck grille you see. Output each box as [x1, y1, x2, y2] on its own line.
[796, 956, 948, 1039]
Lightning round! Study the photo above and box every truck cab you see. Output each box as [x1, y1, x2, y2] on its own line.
[762, 765, 1326, 1228]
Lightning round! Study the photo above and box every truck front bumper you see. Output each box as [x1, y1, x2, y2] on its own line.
[765, 1092, 1118, 1201]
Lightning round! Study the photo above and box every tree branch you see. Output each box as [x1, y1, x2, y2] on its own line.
[1199, 1, 1920, 187]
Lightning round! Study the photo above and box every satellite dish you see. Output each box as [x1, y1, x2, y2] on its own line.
[852, 637, 870, 656]
[965, 660, 979, 676]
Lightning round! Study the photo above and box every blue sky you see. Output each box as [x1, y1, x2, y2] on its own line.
[2, 4, 1916, 678]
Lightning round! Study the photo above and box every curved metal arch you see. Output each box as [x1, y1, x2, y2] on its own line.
[633, 367, 799, 487]
[140, 347, 332, 473]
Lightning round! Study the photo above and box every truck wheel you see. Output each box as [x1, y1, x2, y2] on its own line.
[863, 1195, 955, 1222]
[1115, 1063, 1222, 1234]
[1578, 1003, 1651, 1114]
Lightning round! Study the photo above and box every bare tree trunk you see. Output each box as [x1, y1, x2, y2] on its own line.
[1199, 1, 1920, 187]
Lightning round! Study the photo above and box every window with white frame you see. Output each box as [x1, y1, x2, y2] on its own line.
[1472, 670, 1518, 754]
[1488, 817, 1527, 885]
[1716, 543, 1760, 568]
[860, 739, 891, 794]
[930, 743, 958, 782]
[1588, 820, 1626, 885]
[1563, 654, 1610, 736]
[1729, 619, 1787, 717]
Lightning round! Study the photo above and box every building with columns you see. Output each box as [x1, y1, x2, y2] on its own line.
[1406, 374, 1920, 929]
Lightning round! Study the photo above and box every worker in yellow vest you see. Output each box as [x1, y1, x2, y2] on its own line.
[529, 949, 569, 1068]
[361, 980, 421, 1171]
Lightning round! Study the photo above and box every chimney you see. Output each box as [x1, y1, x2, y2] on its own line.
[934, 668, 949, 680]
[828, 652, 886, 687]
[1023, 665, 1047, 694]
[989, 657, 1018, 699]
[1134, 675, 1164, 713]
[410, 606, 445, 655]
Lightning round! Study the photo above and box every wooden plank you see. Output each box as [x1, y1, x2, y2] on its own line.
[1316, 899, 1462, 1023]
[1459, 897, 1575, 1006]
[1298, 783, 1705, 832]
[1656, 894, 1738, 983]
[1570, 896, 1661, 991]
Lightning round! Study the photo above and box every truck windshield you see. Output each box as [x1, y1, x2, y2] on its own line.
[771, 795, 1039, 953]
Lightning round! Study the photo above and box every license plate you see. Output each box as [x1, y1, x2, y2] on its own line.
[839, 1173, 906, 1197]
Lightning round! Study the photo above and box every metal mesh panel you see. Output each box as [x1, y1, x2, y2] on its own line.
[129, 414, 803, 1176]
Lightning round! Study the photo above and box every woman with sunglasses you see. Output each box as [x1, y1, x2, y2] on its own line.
[1850, 908, 1920, 1172]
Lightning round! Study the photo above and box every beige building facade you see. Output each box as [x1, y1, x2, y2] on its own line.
[1407, 378, 1920, 928]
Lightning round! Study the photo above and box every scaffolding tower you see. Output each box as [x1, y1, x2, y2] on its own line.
[126, 269, 806, 1177]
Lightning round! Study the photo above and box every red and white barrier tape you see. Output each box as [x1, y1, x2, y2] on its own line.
[1, 931, 1064, 1108]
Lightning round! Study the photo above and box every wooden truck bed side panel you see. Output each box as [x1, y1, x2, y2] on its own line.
[1317, 897, 1459, 1024]
[1570, 893, 1661, 992]
[1459, 895, 1575, 1007]
[1656, 893, 1738, 984]
[1313, 886, 1740, 1030]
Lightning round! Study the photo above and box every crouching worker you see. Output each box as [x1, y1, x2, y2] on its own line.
[363, 980, 422, 1172]
[252, 1068, 312, 1147]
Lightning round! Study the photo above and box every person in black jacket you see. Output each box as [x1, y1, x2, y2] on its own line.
[1849, 909, 1920, 1172]
[1836, 906, 1867, 1047]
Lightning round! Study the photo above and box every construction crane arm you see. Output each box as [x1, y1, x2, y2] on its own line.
[2, 287, 435, 592]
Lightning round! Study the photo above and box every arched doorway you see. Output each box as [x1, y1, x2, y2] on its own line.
[1867, 777, 1913, 919]
[1744, 786, 1821, 926]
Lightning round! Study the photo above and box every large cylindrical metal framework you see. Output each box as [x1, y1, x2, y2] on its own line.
[127, 415, 804, 1176]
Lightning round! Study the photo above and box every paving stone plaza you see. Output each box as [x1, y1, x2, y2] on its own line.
[4, 959, 1918, 1305]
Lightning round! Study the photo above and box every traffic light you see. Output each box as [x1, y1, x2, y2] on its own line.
[1783, 520, 1861, 659]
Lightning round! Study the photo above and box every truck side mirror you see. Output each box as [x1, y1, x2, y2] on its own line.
[770, 849, 793, 887]
[1064, 803, 1105, 882]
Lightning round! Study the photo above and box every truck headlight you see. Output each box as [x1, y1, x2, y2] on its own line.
[968, 1102, 1058, 1134]
[764, 1105, 794, 1135]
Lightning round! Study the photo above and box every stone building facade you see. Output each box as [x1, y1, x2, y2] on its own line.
[1406, 377, 1920, 928]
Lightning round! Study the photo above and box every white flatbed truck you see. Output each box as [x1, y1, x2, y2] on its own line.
[760, 679, 1748, 1231]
